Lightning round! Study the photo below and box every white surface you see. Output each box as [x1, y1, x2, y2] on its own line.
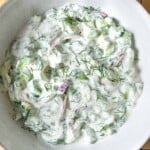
[0, 0, 150, 150]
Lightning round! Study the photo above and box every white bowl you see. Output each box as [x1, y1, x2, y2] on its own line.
[0, 0, 150, 150]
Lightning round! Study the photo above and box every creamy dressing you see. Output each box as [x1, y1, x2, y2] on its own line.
[0, 4, 143, 144]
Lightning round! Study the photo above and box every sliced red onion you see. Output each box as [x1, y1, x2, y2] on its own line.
[58, 80, 70, 93]
[99, 11, 108, 17]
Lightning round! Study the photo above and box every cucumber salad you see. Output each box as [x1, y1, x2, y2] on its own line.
[0, 4, 143, 144]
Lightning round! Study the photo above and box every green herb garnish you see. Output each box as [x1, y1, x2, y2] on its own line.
[75, 71, 88, 80]
[65, 16, 83, 25]
[68, 86, 77, 94]
[44, 66, 58, 78]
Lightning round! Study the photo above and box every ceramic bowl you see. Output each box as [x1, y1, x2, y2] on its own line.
[0, 0, 150, 149]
